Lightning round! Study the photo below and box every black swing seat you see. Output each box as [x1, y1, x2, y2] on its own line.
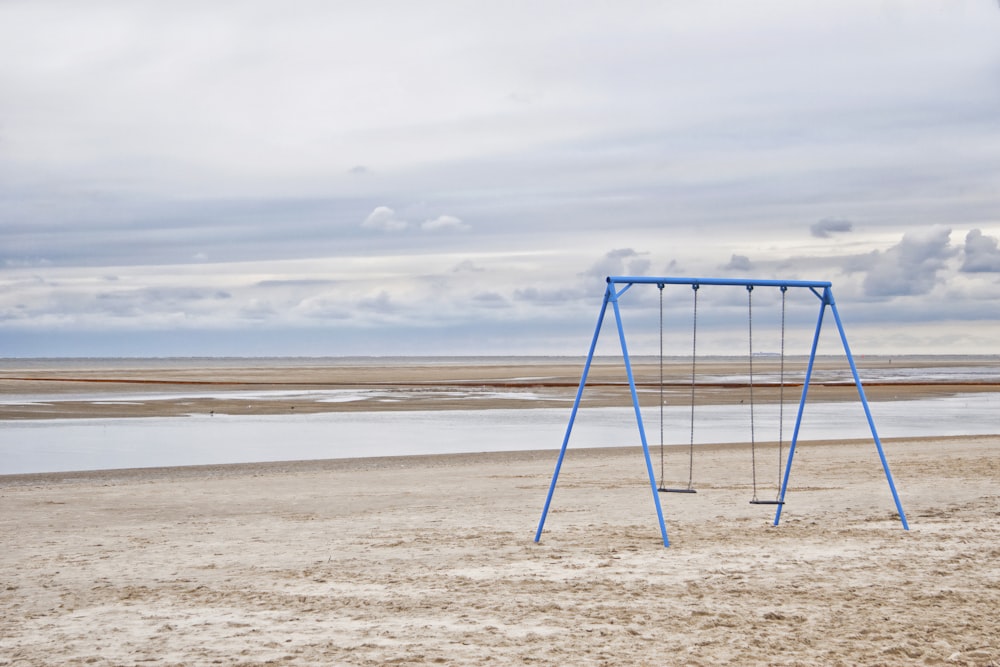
[658, 487, 697, 494]
[749, 499, 784, 505]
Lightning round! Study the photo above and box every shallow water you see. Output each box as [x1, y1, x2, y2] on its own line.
[1, 393, 996, 475]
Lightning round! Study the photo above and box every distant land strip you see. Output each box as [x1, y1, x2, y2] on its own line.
[5, 376, 1000, 389]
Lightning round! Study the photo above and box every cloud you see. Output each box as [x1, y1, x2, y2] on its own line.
[472, 291, 508, 308]
[421, 215, 469, 232]
[960, 229, 1000, 273]
[513, 286, 586, 305]
[453, 260, 484, 273]
[358, 290, 398, 314]
[811, 218, 853, 238]
[581, 248, 650, 279]
[95, 287, 231, 317]
[239, 299, 277, 320]
[724, 254, 753, 272]
[362, 207, 408, 232]
[255, 279, 338, 288]
[292, 294, 352, 321]
[2, 4, 1000, 356]
[862, 227, 955, 297]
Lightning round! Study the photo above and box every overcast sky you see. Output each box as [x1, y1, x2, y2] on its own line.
[2, 0, 999, 358]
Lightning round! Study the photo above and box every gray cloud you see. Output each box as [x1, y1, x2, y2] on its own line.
[452, 260, 484, 273]
[255, 279, 338, 289]
[581, 249, 650, 279]
[724, 255, 753, 272]
[239, 299, 277, 321]
[0, 192, 382, 267]
[471, 292, 508, 308]
[513, 286, 587, 306]
[358, 291, 399, 315]
[862, 227, 955, 297]
[961, 229, 1000, 273]
[93, 287, 231, 318]
[811, 218, 854, 238]
[2, 3, 1000, 355]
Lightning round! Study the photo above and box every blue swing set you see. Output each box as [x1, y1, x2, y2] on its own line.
[534, 275, 910, 548]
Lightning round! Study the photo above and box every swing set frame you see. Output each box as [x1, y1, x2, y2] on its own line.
[534, 275, 910, 548]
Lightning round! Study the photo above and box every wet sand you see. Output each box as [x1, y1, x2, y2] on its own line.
[1, 360, 999, 665]
[3, 357, 999, 419]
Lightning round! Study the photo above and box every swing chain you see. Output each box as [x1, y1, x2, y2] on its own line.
[687, 284, 699, 490]
[657, 283, 699, 494]
[747, 285, 758, 502]
[658, 283, 665, 485]
[777, 285, 787, 501]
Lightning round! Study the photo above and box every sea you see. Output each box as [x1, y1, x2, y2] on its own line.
[2, 356, 999, 476]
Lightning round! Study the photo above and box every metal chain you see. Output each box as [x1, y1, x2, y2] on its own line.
[688, 284, 698, 490]
[748, 285, 757, 502]
[658, 284, 665, 485]
[777, 286, 787, 499]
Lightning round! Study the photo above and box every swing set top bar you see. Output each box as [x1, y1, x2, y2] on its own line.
[608, 275, 833, 290]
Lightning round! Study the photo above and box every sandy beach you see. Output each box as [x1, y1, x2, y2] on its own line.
[2, 360, 999, 665]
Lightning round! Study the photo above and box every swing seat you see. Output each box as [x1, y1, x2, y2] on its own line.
[749, 499, 784, 505]
[658, 487, 697, 494]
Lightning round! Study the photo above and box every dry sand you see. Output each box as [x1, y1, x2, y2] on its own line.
[1, 360, 999, 665]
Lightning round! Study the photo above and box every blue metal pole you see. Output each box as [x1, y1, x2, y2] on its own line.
[610, 283, 670, 547]
[608, 276, 831, 290]
[534, 285, 612, 543]
[827, 289, 910, 530]
[773, 288, 828, 526]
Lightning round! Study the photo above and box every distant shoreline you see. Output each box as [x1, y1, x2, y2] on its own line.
[4, 352, 1000, 364]
[3, 356, 1000, 420]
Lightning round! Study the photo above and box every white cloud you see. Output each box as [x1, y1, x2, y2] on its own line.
[239, 298, 276, 320]
[421, 215, 469, 232]
[361, 206, 408, 232]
